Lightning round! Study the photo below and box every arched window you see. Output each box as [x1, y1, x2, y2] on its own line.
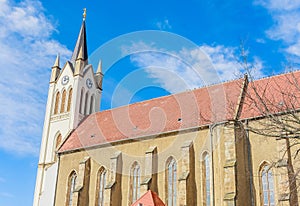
[54, 92, 60, 114]
[55, 133, 62, 149]
[130, 162, 141, 204]
[53, 133, 62, 161]
[166, 157, 177, 206]
[66, 171, 77, 206]
[84, 92, 89, 115]
[60, 90, 67, 113]
[96, 167, 106, 206]
[67, 88, 73, 112]
[202, 152, 211, 206]
[89, 95, 94, 114]
[79, 88, 84, 114]
[261, 164, 275, 206]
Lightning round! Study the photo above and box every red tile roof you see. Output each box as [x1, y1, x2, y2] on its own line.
[131, 190, 165, 206]
[241, 71, 300, 119]
[59, 78, 244, 153]
[58, 70, 300, 153]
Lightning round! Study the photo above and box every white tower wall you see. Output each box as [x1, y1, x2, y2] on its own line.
[33, 17, 103, 206]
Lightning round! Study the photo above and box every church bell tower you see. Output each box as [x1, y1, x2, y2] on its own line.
[33, 10, 103, 206]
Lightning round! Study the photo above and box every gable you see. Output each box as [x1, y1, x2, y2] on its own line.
[131, 190, 165, 206]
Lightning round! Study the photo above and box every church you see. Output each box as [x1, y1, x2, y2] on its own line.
[33, 12, 300, 206]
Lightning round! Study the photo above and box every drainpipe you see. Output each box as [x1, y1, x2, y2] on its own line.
[209, 123, 217, 206]
[244, 120, 255, 206]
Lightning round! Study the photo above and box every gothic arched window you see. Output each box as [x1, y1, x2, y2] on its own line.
[166, 157, 177, 206]
[84, 92, 89, 115]
[89, 95, 94, 114]
[96, 167, 106, 206]
[79, 88, 84, 114]
[54, 133, 62, 161]
[67, 88, 73, 112]
[202, 152, 211, 206]
[55, 133, 62, 149]
[54, 92, 60, 114]
[261, 164, 275, 206]
[130, 162, 141, 204]
[60, 90, 67, 113]
[66, 171, 77, 206]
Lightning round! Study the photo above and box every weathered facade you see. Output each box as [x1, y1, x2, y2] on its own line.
[34, 15, 300, 206]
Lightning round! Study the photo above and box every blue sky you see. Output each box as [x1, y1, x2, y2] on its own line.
[1, 0, 300, 205]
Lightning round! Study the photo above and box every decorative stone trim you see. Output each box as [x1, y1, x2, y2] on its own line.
[224, 159, 236, 168]
[223, 192, 236, 200]
[178, 171, 189, 181]
[141, 177, 151, 185]
[50, 112, 70, 122]
[276, 159, 288, 168]
[278, 193, 290, 201]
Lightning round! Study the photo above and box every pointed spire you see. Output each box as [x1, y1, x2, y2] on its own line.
[96, 60, 103, 74]
[52, 54, 60, 68]
[71, 8, 88, 64]
[50, 54, 61, 83]
[95, 59, 104, 90]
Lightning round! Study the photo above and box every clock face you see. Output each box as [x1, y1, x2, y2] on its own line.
[61, 75, 69, 85]
[86, 78, 93, 89]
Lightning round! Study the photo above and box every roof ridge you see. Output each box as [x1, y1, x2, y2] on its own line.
[98, 77, 244, 113]
[251, 69, 300, 82]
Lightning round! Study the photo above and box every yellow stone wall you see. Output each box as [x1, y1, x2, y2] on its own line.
[248, 120, 300, 206]
[54, 122, 300, 206]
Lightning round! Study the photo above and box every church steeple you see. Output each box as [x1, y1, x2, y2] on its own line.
[34, 9, 102, 206]
[72, 9, 88, 75]
[72, 20, 88, 62]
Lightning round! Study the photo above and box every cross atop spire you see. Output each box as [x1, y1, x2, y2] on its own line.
[83, 8, 87, 21]
[71, 10, 88, 65]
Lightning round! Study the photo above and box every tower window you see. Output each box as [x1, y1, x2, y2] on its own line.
[90, 95, 94, 114]
[67, 88, 73, 112]
[54, 92, 60, 115]
[60, 90, 67, 113]
[84, 92, 89, 115]
[79, 88, 84, 114]
[166, 157, 177, 206]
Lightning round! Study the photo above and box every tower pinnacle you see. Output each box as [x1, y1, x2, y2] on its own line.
[83, 8, 87, 21]
[53, 54, 60, 68]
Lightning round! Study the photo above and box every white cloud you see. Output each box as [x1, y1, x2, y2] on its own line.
[0, 0, 71, 155]
[0, 192, 14, 198]
[256, 38, 266, 44]
[123, 42, 263, 93]
[255, 0, 300, 59]
[254, 0, 300, 11]
[156, 19, 172, 30]
[286, 40, 300, 57]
